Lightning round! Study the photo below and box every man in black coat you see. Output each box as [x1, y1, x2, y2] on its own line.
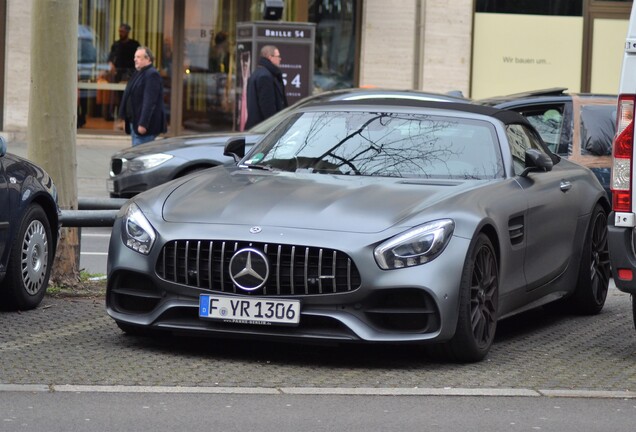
[108, 23, 140, 83]
[245, 45, 288, 129]
[120, 46, 167, 146]
[106, 23, 140, 121]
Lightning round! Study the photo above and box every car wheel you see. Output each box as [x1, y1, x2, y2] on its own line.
[440, 233, 499, 363]
[570, 204, 610, 315]
[1, 204, 53, 310]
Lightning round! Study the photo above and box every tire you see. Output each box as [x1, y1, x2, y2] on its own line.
[440, 233, 499, 363]
[569, 204, 610, 315]
[1, 204, 53, 310]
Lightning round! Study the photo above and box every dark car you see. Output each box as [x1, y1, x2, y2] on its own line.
[0, 137, 59, 310]
[106, 100, 610, 362]
[108, 88, 468, 198]
[478, 88, 616, 199]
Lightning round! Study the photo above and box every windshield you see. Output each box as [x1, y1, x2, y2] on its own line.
[243, 110, 504, 180]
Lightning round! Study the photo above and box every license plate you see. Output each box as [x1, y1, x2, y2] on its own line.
[199, 294, 300, 326]
[106, 179, 114, 193]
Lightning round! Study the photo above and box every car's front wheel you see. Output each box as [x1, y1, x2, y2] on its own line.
[570, 204, 610, 315]
[1, 204, 53, 310]
[439, 233, 499, 363]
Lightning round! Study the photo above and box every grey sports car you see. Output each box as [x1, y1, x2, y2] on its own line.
[106, 100, 610, 362]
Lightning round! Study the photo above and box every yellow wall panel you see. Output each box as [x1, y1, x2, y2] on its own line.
[472, 13, 583, 99]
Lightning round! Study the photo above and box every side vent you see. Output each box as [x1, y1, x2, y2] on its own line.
[508, 216, 525, 245]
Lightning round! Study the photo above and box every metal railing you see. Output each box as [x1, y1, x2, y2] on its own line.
[59, 198, 128, 227]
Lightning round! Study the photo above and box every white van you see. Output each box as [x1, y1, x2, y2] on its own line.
[609, 4, 636, 327]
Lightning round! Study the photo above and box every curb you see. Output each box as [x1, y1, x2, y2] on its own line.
[0, 384, 634, 399]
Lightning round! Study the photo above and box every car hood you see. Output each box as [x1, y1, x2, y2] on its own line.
[160, 167, 480, 233]
[113, 132, 261, 159]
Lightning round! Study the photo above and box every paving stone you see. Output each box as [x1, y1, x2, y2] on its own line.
[1, 288, 635, 391]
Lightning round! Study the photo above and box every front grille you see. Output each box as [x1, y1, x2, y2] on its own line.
[156, 240, 362, 296]
[111, 158, 124, 175]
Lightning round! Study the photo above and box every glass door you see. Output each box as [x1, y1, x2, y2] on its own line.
[180, 0, 232, 132]
[177, 0, 255, 134]
[77, 0, 170, 133]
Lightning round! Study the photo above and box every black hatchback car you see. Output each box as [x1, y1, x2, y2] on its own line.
[0, 137, 59, 310]
[478, 88, 616, 199]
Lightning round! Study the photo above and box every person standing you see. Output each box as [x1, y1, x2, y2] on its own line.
[120, 46, 167, 146]
[245, 45, 288, 129]
[107, 23, 140, 122]
[108, 23, 140, 83]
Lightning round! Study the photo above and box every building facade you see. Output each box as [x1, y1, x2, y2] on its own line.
[0, 0, 632, 139]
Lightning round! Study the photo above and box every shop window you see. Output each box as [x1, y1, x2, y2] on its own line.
[76, 0, 360, 134]
[77, 0, 168, 132]
[309, 0, 357, 92]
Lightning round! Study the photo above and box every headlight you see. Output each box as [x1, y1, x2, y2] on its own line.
[374, 219, 454, 270]
[128, 153, 174, 172]
[121, 202, 156, 255]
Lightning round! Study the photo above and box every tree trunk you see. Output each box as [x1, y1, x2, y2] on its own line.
[28, 0, 80, 287]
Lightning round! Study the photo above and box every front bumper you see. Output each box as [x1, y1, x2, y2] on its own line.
[108, 165, 177, 198]
[108, 177, 151, 199]
[106, 218, 470, 344]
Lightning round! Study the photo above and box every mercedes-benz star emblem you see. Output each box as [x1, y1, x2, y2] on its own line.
[229, 248, 270, 291]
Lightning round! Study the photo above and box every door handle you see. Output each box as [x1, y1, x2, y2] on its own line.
[560, 180, 572, 192]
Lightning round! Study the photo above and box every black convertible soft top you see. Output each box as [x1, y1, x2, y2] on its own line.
[306, 99, 533, 128]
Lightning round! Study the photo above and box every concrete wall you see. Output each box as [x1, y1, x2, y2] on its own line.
[4, 0, 31, 138]
[359, 0, 418, 89]
[420, 0, 473, 97]
[359, 0, 473, 96]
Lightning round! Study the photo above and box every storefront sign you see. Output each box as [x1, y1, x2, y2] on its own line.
[257, 27, 313, 39]
[235, 21, 316, 131]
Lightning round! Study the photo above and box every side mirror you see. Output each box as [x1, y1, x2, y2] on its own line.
[224, 137, 246, 162]
[520, 148, 553, 177]
[0, 136, 6, 157]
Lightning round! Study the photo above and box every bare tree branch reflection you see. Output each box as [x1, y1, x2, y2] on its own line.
[259, 111, 504, 179]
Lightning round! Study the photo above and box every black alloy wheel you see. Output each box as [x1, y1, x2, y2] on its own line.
[440, 233, 499, 363]
[571, 204, 610, 315]
[468, 237, 499, 349]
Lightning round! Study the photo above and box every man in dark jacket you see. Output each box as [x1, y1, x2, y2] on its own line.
[108, 23, 140, 83]
[245, 45, 288, 129]
[106, 23, 140, 122]
[120, 46, 167, 146]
